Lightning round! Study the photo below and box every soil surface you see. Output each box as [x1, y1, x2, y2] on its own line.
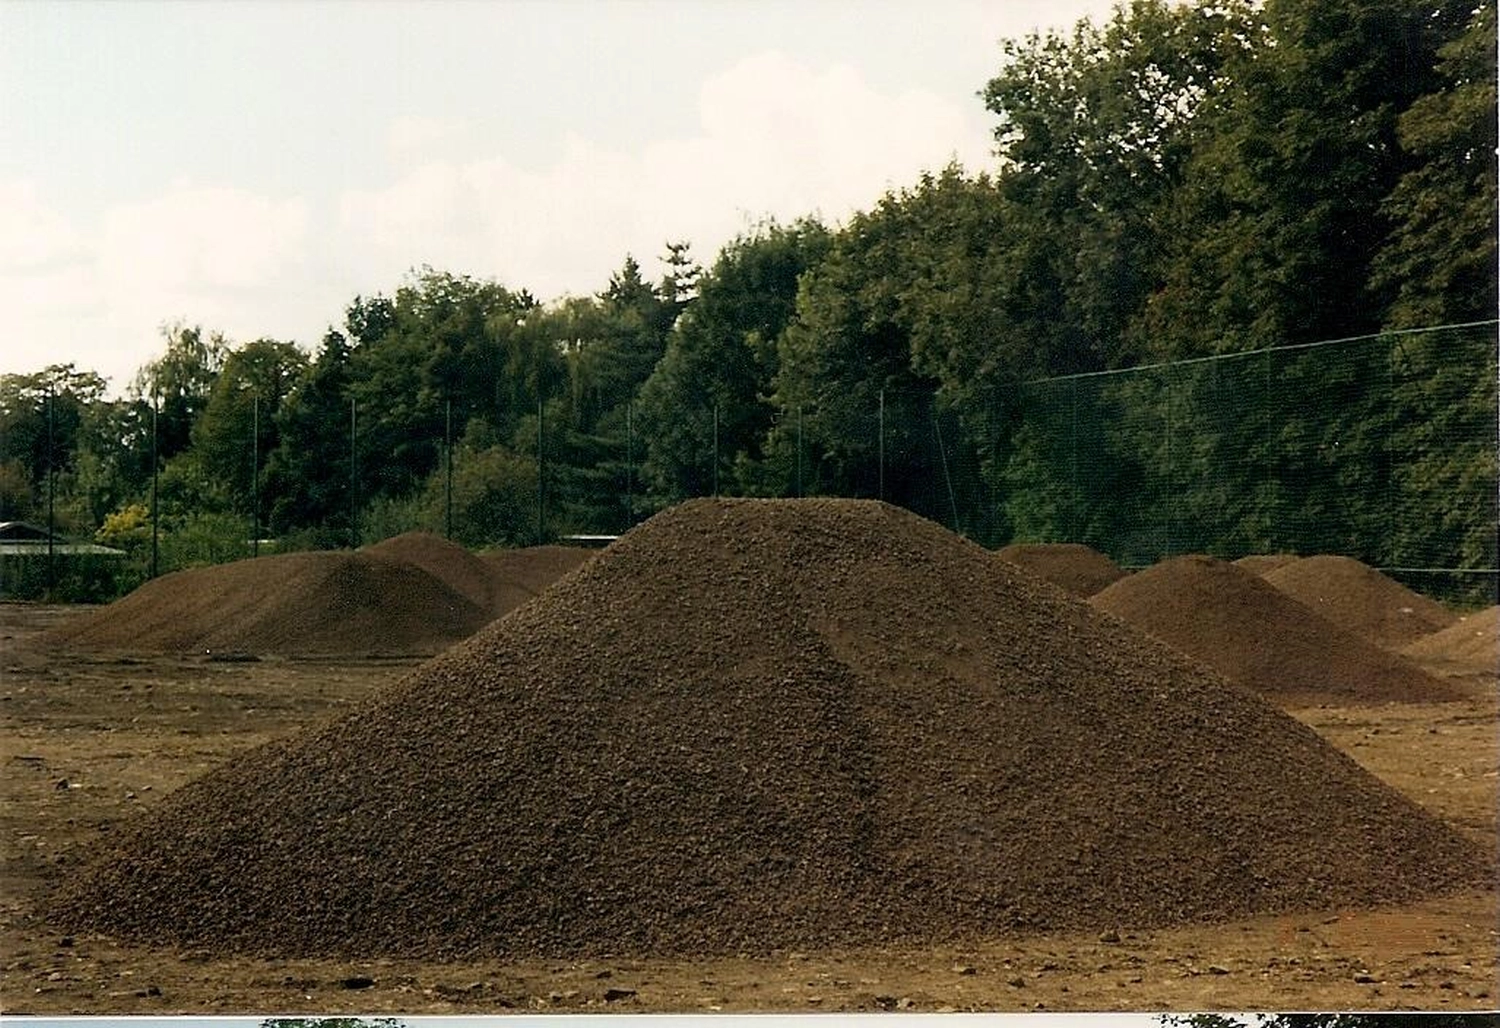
[1233, 554, 1301, 575]
[3, 512, 1497, 1014]
[1091, 554, 1463, 705]
[1404, 606, 1499, 676]
[40, 500, 1488, 961]
[1265, 555, 1459, 650]
[996, 542, 1126, 597]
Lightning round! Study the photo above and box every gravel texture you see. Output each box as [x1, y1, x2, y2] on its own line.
[996, 542, 1126, 597]
[1264, 555, 1458, 650]
[46, 499, 1490, 960]
[1090, 554, 1461, 703]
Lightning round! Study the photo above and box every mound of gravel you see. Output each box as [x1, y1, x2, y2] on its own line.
[997, 542, 1126, 597]
[1264, 555, 1457, 650]
[366, 531, 501, 612]
[1090, 555, 1460, 704]
[48, 500, 1488, 960]
[1403, 605, 1499, 673]
[1233, 553, 1300, 575]
[40, 550, 489, 657]
[481, 544, 595, 607]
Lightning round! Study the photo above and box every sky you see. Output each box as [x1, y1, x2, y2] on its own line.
[2, 0, 1120, 394]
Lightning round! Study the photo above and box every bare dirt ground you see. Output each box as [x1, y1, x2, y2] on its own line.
[2, 602, 1495, 1015]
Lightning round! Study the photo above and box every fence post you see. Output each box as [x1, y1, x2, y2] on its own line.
[252, 393, 259, 558]
[878, 389, 885, 502]
[349, 397, 358, 549]
[46, 384, 55, 595]
[151, 393, 159, 578]
[796, 404, 803, 498]
[444, 398, 453, 540]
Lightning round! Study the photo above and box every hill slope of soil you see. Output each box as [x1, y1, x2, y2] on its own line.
[365, 532, 501, 612]
[39, 550, 488, 656]
[1090, 554, 1460, 704]
[996, 542, 1126, 597]
[480, 544, 595, 612]
[47, 500, 1488, 960]
[1403, 605, 1499, 674]
[1233, 553, 1300, 575]
[1264, 555, 1457, 649]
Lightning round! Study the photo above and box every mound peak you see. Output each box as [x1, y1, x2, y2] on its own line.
[1090, 554, 1460, 704]
[1233, 553, 1300, 575]
[48, 500, 1487, 959]
[996, 541, 1126, 597]
[41, 549, 488, 657]
[1403, 605, 1499, 674]
[365, 531, 500, 612]
[1264, 555, 1457, 650]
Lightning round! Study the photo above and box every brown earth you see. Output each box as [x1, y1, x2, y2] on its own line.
[1090, 554, 1464, 705]
[36, 550, 490, 658]
[479, 544, 595, 598]
[365, 532, 507, 613]
[1234, 554, 1301, 575]
[39, 499, 1489, 965]
[1, 601, 1496, 1014]
[1404, 606, 1500, 676]
[996, 542, 1126, 597]
[1265, 555, 1459, 650]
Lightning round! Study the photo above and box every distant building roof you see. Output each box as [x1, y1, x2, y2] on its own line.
[0, 521, 126, 557]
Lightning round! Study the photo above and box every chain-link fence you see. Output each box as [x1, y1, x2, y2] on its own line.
[7, 322, 1495, 605]
[999, 322, 1498, 603]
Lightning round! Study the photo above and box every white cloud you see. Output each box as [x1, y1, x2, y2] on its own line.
[340, 49, 995, 301]
[1, 180, 313, 391]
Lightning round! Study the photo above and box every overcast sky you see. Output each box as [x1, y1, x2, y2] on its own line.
[2, 0, 1120, 393]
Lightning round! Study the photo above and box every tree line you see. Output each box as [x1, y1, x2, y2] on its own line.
[3, 0, 1494, 601]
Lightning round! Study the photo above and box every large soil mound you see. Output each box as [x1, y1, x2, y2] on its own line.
[1264, 555, 1457, 649]
[996, 542, 1125, 597]
[1233, 553, 1299, 575]
[481, 544, 595, 608]
[1403, 605, 1499, 673]
[40, 550, 489, 657]
[1090, 555, 1460, 704]
[48, 500, 1487, 960]
[366, 531, 501, 612]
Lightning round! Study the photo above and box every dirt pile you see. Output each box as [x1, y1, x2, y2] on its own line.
[1090, 555, 1460, 704]
[366, 532, 501, 612]
[1264, 555, 1457, 649]
[481, 544, 595, 609]
[996, 542, 1126, 597]
[1234, 553, 1300, 575]
[1403, 605, 1499, 673]
[40, 550, 489, 657]
[48, 500, 1488, 960]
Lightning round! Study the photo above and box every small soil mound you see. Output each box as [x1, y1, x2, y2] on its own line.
[366, 531, 499, 612]
[1234, 553, 1300, 575]
[48, 500, 1487, 960]
[1264, 555, 1457, 650]
[997, 542, 1126, 597]
[1403, 605, 1499, 674]
[1090, 555, 1461, 704]
[40, 550, 488, 657]
[480, 544, 595, 613]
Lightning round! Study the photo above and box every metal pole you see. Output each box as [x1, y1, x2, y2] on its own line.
[46, 384, 54, 595]
[151, 392, 159, 578]
[536, 397, 544, 544]
[626, 400, 634, 525]
[444, 398, 453, 539]
[878, 389, 885, 502]
[252, 394, 260, 558]
[712, 403, 720, 497]
[349, 397, 358, 549]
[796, 404, 803, 498]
